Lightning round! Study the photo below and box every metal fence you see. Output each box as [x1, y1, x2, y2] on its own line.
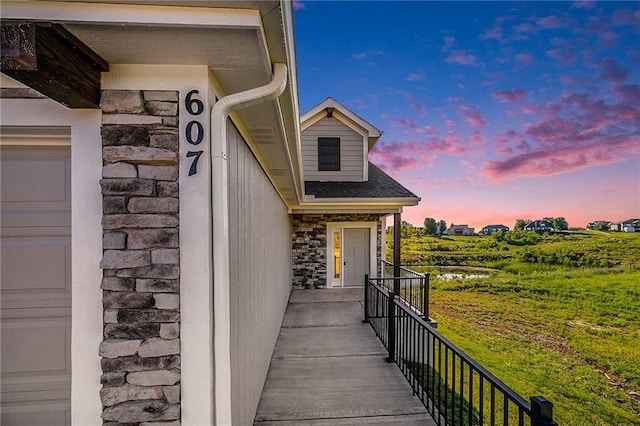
[381, 260, 430, 321]
[364, 276, 557, 426]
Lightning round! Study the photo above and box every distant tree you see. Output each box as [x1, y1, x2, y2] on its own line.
[514, 219, 531, 230]
[401, 220, 416, 237]
[543, 216, 569, 231]
[424, 217, 438, 235]
[553, 217, 569, 230]
[437, 220, 447, 236]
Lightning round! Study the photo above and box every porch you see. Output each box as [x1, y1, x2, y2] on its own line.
[254, 288, 437, 425]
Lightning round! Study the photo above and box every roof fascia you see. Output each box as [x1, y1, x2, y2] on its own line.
[1, 1, 262, 28]
[300, 98, 381, 138]
[298, 197, 420, 207]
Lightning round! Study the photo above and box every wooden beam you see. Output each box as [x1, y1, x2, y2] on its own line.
[1, 22, 108, 108]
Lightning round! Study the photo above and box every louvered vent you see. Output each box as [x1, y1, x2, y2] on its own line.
[250, 127, 276, 144]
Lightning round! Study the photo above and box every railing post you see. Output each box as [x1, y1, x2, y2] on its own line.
[530, 396, 557, 426]
[393, 213, 401, 295]
[387, 291, 396, 363]
[422, 273, 429, 321]
[363, 274, 369, 323]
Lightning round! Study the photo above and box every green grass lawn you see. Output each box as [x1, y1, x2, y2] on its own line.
[389, 230, 640, 425]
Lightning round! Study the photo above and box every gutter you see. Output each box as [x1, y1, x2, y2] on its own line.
[210, 62, 288, 425]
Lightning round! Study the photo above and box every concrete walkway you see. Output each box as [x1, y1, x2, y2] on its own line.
[254, 288, 436, 425]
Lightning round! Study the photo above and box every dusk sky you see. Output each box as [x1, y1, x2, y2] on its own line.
[293, 1, 640, 230]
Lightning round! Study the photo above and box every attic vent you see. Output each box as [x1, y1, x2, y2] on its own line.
[250, 127, 276, 144]
[271, 168, 287, 176]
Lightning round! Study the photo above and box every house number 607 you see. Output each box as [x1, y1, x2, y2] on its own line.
[185, 89, 204, 176]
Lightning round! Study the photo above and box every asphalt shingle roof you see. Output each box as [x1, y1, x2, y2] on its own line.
[304, 162, 418, 199]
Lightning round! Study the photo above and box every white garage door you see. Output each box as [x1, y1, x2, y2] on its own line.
[1, 138, 72, 425]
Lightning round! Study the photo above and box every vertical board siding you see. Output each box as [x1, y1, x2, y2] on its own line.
[302, 118, 364, 182]
[227, 121, 292, 425]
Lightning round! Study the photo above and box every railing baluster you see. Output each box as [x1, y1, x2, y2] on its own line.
[479, 376, 484, 425]
[387, 291, 395, 363]
[504, 392, 509, 426]
[459, 357, 464, 426]
[491, 384, 496, 425]
[468, 366, 474, 426]
[452, 352, 456, 426]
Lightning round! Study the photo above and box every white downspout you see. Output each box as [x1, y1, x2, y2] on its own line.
[210, 62, 288, 425]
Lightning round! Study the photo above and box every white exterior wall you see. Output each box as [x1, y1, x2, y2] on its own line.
[302, 117, 365, 182]
[227, 121, 292, 425]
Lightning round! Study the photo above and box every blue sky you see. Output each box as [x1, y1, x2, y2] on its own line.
[293, 1, 640, 230]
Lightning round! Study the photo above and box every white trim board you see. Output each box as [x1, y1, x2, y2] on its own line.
[326, 221, 378, 288]
[0, 98, 103, 426]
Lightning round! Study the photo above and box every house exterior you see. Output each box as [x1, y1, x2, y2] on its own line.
[621, 218, 640, 232]
[0, 2, 419, 425]
[525, 220, 555, 234]
[447, 223, 475, 236]
[294, 98, 419, 288]
[481, 224, 509, 235]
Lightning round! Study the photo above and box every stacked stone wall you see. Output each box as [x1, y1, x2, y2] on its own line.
[99, 90, 181, 425]
[292, 213, 385, 288]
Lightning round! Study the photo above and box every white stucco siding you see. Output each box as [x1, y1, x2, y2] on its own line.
[302, 117, 365, 182]
[227, 121, 292, 425]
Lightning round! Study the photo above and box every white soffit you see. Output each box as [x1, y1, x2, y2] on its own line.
[2, 1, 272, 93]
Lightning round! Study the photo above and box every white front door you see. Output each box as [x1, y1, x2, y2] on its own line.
[342, 228, 370, 286]
[0, 143, 72, 425]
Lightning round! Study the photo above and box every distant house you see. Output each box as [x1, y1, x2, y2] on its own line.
[524, 220, 554, 234]
[587, 220, 618, 231]
[481, 224, 509, 235]
[447, 223, 475, 236]
[621, 218, 640, 232]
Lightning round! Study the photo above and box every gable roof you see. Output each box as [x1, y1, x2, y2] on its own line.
[304, 162, 418, 200]
[300, 97, 382, 149]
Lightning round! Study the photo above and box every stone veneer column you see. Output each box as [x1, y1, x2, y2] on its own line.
[98, 90, 181, 425]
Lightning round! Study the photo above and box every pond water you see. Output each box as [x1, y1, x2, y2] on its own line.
[437, 273, 487, 280]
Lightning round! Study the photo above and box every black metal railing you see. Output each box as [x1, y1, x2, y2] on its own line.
[364, 276, 557, 426]
[380, 260, 430, 321]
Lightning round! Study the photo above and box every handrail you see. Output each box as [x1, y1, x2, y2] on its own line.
[364, 276, 557, 426]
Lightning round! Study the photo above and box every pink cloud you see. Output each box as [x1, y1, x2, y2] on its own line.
[546, 44, 578, 67]
[572, 1, 595, 9]
[352, 52, 367, 60]
[513, 22, 537, 34]
[382, 114, 418, 129]
[406, 72, 424, 82]
[370, 141, 435, 174]
[537, 15, 564, 29]
[445, 50, 478, 66]
[516, 52, 536, 65]
[292, 0, 306, 10]
[594, 58, 628, 83]
[492, 89, 530, 104]
[481, 89, 640, 180]
[442, 36, 455, 52]
[560, 74, 589, 86]
[480, 24, 504, 41]
[459, 104, 487, 128]
[612, 9, 640, 27]
[411, 103, 427, 115]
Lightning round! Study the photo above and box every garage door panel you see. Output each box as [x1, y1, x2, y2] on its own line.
[1, 243, 70, 291]
[1, 319, 71, 375]
[1, 402, 70, 426]
[0, 158, 69, 203]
